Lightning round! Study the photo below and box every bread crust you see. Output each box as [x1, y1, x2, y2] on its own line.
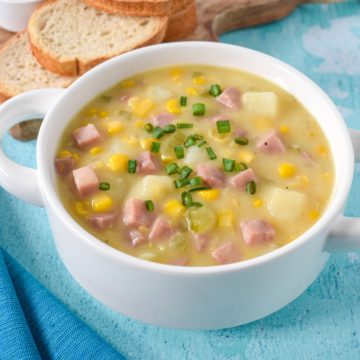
[170, 0, 193, 14]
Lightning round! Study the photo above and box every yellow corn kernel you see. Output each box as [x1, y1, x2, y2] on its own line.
[198, 189, 220, 201]
[120, 79, 135, 88]
[237, 150, 255, 163]
[135, 120, 145, 128]
[170, 68, 183, 81]
[140, 138, 155, 151]
[253, 198, 263, 208]
[87, 107, 98, 116]
[98, 111, 109, 118]
[317, 145, 328, 156]
[279, 124, 289, 134]
[107, 154, 129, 172]
[91, 194, 113, 213]
[309, 210, 320, 221]
[300, 175, 309, 186]
[186, 87, 199, 96]
[161, 153, 176, 164]
[166, 99, 181, 114]
[58, 150, 73, 158]
[92, 160, 104, 169]
[164, 200, 185, 218]
[89, 146, 103, 155]
[217, 211, 235, 228]
[278, 163, 297, 178]
[74, 201, 89, 216]
[254, 117, 273, 130]
[130, 98, 154, 118]
[105, 120, 124, 135]
[192, 76, 206, 85]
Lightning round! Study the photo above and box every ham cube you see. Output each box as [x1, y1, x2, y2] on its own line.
[72, 124, 102, 149]
[212, 242, 241, 265]
[129, 229, 147, 247]
[196, 164, 225, 188]
[240, 219, 275, 245]
[148, 217, 174, 241]
[230, 168, 257, 191]
[151, 113, 175, 127]
[89, 212, 118, 230]
[55, 157, 75, 176]
[137, 151, 161, 175]
[216, 87, 241, 110]
[123, 198, 152, 227]
[256, 131, 285, 154]
[72, 166, 99, 197]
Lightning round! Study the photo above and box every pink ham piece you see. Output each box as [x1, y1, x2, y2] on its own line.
[151, 113, 175, 127]
[192, 233, 209, 252]
[240, 219, 275, 245]
[129, 229, 147, 247]
[196, 164, 225, 188]
[54, 157, 75, 176]
[148, 217, 174, 241]
[137, 151, 161, 174]
[230, 168, 257, 191]
[216, 87, 241, 110]
[211, 242, 241, 265]
[72, 166, 99, 197]
[123, 198, 152, 227]
[89, 212, 118, 230]
[256, 130, 285, 154]
[72, 124, 102, 149]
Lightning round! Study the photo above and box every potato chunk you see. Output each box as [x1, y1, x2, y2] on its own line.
[183, 146, 209, 166]
[131, 175, 173, 201]
[242, 92, 278, 117]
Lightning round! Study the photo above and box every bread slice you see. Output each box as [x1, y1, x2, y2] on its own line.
[0, 32, 76, 103]
[170, 0, 193, 13]
[80, 0, 171, 16]
[28, 0, 168, 76]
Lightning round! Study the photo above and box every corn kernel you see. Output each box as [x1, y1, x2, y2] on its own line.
[317, 145, 328, 156]
[89, 146, 103, 155]
[74, 201, 89, 216]
[161, 153, 176, 164]
[170, 68, 183, 81]
[237, 150, 255, 163]
[129, 98, 154, 118]
[253, 198, 263, 208]
[87, 107, 98, 116]
[309, 210, 320, 220]
[164, 200, 185, 218]
[91, 194, 113, 213]
[120, 79, 135, 88]
[58, 150, 73, 158]
[198, 189, 220, 201]
[105, 120, 124, 135]
[135, 120, 145, 128]
[217, 211, 235, 228]
[279, 124, 289, 134]
[278, 163, 297, 178]
[254, 117, 273, 130]
[192, 76, 206, 85]
[98, 111, 109, 118]
[107, 153, 129, 172]
[166, 99, 181, 114]
[186, 87, 199, 96]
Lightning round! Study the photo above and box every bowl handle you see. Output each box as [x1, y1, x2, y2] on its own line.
[326, 129, 360, 252]
[0, 89, 65, 207]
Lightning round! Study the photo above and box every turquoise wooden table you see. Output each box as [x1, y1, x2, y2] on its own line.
[1, 2, 360, 359]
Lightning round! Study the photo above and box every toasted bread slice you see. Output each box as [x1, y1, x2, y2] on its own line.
[80, 0, 171, 16]
[0, 32, 76, 103]
[28, 0, 168, 76]
[170, 0, 193, 13]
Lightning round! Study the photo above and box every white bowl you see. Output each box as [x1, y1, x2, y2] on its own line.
[0, 0, 41, 32]
[0, 42, 359, 330]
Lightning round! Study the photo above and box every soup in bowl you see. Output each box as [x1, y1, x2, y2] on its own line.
[0, 42, 358, 329]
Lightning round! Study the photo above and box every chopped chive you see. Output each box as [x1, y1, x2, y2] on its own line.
[184, 136, 196, 148]
[193, 134, 203, 140]
[153, 126, 165, 139]
[235, 137, 249, 145]
[176, 123, 193, 129]
[223, 158, 235, 172]
[98, 182, 110, 191]
[209, 84, 222, 97]
[144, 123, 153, 132]
[164, 124, 176, 134]
[206, 147, 217, 160]
[181, 191, 193, 207]
[180, 96, 187, 107]
[189, 186, 211, 192]
[189, 176, 203, 186]
[246, 181, 256, 195]
[192, 103, 206, 116]
[189, 202, 203, 208]
[180, 166, 192, 179]
[235, 162, 248, 172]
[216, 120, 231, 134]
[151, 141, 161, 153]
[128, 160, 137, 174]
[174, 145, 185, 159]
[166, 162, 179, 175]
[175, 178, 190, 188]
[197, 140, 207, 147]
[145, 200, 155, 212]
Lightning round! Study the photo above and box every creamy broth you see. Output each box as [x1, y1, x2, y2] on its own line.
[55, 65, 334, 266]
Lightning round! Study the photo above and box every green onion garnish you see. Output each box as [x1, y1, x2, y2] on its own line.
[175, 178, 190, 188]
[189, 186, 211, 192]
[235, 137, 249, 145]
[180, 166, 192, 178]
[189, 202, 203, 208]
[192, 103, 206, 116]
[206, 147, 217, 160]
[197, 140, 207, 147]
[189, 176, 203, 186]
[174, 145, 185, 159]
[184, 136, 196, 148]
[235, 162, 248, 172]
[151, 141, 161, 153]
[128, 160, 137, 174]
[223, 158, 235, 172]
[177, 123, 193, 129]
[145, 200, 155, 212]
[193, 134, 203, 140]
[181, 191, 193, 207]
[166, 162, 179, 175]
[209, 84, 222, 97]
[180, 96, 187, 107]
[246, 181, 256, 195]
[144, 123, 153, 132]
[153, 126, 165, 139]
[164, 124, 176, 134]
[216, 120, 231, 134]
[98, 182, 110, 191]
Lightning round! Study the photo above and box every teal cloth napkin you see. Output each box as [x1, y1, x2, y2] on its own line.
[0, 248, 125, 360]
